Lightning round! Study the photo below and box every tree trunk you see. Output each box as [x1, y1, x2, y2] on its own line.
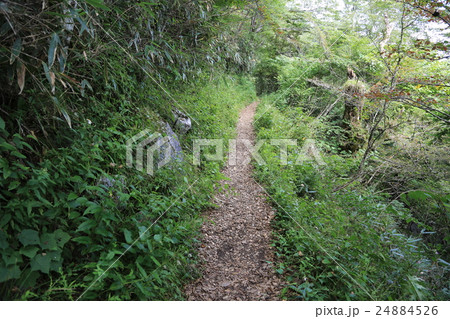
[380, 14, 394, 53]
[343, 67, 364, 127]
[341, 67, 366, 152]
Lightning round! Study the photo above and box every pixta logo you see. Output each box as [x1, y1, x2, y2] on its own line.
[126, 133, 325, 176]
[193, 138, 325, 166]
[126, 130, 172, 176]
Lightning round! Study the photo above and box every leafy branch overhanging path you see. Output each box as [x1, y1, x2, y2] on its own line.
[185, 102, 284, 300]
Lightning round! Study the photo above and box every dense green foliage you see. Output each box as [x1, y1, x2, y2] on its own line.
[254, 98, 447, 300]
[0, 73, 254, 300]
[0, 0, 257, 300]
[252, 0, 449, 301]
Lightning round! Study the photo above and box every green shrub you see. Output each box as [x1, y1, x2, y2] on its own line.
[254, 58, 285, 95]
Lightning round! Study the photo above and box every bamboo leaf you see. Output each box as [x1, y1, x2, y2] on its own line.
[42, 62, 56, 94]
[17, 61, 26, 94]
[52, 96, 72, 128]
[48, 33, 60, 68]
[81, 79, 93, 91]
[10, 38, 22, 65]
[85, 0, 110, 11]
[138, 2, 158, 6]
[49, 71, 56, 94]
[80, 79, 93, 97]
[0, 21, 12, 37]
[70, 8, 91, 37]
[59, 47, 67, 73]
[60, 108, 71, 129]
[42, 62, 51, 85]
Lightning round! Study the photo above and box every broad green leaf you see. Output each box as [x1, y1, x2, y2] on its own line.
[2, 250, 22, 266]
[30, 253, 51, 274]
[83, 203, 102, 215]
[18, 229, 40, 246]
[109, 281, 123, 290]
[105, 251, 116, 260]
[76, 219, 97, 233]
[0, 116, 5, 130]
[47, 251, 62, 271]
[94, 226, 110, 237]
[40, 233, 58, 250]
[153, 234, 162, 243]
[72, 194, 88, 204]
[54, 229, 70, 248]
[10, 38, 21, 64]
[138, 226, 149, 240]
[20, 246, 39, 258]
[67, 193, 78, 201]
[124, 229, 133, 244]
[8, 180, 20, 191]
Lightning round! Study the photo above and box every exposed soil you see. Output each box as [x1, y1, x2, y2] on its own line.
[185, 101, 284, 301]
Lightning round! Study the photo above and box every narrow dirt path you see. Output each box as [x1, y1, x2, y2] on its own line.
[185, 102, 284, 301]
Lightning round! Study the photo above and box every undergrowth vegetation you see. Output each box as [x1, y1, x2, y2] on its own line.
[0, 0, 257, 300]
[251, 0, 449, 300]
[1, 0, 448, 302]
[0, 74, 255, 300]
[254, 96, 448, 301]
